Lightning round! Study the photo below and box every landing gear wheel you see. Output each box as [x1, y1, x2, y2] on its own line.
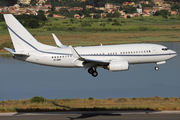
[154, 66, 159, 71]
[88, 68, 93, 74]
[92, 71, 98, 77]
[88, 67, 98, 77]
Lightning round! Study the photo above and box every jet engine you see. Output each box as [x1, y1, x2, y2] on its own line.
[107, 60, 129, 72]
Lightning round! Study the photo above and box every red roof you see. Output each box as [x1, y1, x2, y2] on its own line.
[0, 12, 7, 14]
[123, 2, 134, 4]
[123, 2, 128, 4]
[144, 7, 152, 10]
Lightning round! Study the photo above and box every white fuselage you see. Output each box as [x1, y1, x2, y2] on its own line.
[15, 43, 177, 68]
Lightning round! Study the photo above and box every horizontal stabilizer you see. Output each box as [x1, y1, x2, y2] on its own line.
[12, 52, 30, 56]
[4, 47, 15, 53]
[52, 33, 67, 48]
[4, 47, 30, 56]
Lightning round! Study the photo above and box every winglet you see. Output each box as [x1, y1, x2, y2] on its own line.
[52, 33, 67, 48]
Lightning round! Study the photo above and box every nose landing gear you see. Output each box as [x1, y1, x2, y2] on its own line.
[154, 66, 159, 71]
[88, 67, 98, 77]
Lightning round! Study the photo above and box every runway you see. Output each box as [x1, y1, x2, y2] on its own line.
[1, 111, 180, 120]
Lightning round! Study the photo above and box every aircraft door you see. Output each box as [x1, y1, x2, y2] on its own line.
[152, 47, 157, 53]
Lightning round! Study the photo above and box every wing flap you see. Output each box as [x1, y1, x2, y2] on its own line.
[69, 45, 109, 68]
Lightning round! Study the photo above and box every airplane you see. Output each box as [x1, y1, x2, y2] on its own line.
[3, 14, 177, 77]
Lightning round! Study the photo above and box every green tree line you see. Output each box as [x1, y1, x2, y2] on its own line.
[46, 0, 144, 7]
[0, 0, 18, 7]
[14, 11, 47, 29]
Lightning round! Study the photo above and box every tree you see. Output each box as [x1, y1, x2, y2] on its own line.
[124, 5, 137, 13]
[37, 10, 47, 21]
[48, 13, 53, 17]
[38, 14, 47, 21]
[38, 10, 45, 15]
[93, 14, 101, 19]
[171, 4, 180, 11]
[107, 13, 114, 18]
[114, 11, 121, 18]
[51, 5, 55, 11]
[68, 10, 77, 18]
[112, 21, 122, 26]
[59, 8, 69, 16]
[30, 96, 46, 103]
[84, 9, 91, 17]
[30, 0, 36, 6]
[28, 19, 40, 29]
[0, 0, 18, 7]
[159, 9, 169, 19]
[153, 11, 159, 16]
[0, 13, 4, 22]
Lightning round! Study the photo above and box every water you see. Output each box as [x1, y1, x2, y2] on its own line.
[0, 42, 179, 101]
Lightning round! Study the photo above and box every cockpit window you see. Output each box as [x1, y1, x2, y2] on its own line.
[162, 48, 169, 51]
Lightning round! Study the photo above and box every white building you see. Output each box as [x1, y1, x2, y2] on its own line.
[137, 8, 142, 14]
[18, 0, 31, 5]
[105, 3, 113, 9]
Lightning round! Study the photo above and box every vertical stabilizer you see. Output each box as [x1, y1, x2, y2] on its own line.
[4, 14, 53, 52]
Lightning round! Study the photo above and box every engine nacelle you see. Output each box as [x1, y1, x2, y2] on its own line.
[108, 61, 129, 72]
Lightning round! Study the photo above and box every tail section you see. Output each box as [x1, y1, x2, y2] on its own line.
[4, 14, 53, 52]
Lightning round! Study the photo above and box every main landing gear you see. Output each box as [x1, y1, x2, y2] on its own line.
[154, 66, 159, 71]
[88, 67, 98, 77]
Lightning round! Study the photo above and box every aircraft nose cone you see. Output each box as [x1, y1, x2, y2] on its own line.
[170, 50, 177, 57]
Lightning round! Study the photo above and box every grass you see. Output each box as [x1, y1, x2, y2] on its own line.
[0, 97, 180, 112]
[0, 31, 180, 48]
[0, 15, 180, 53]
[1, 30, 180, 54]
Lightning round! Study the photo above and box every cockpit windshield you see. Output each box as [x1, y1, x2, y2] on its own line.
[162, 48, 169, 51]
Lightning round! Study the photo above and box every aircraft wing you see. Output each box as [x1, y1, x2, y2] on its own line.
[69, 45, 109, 68]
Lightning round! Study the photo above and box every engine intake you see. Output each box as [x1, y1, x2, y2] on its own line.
[108, 61, 129, 72]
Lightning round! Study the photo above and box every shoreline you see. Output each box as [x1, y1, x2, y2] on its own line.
[1, 96, 180, 112]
